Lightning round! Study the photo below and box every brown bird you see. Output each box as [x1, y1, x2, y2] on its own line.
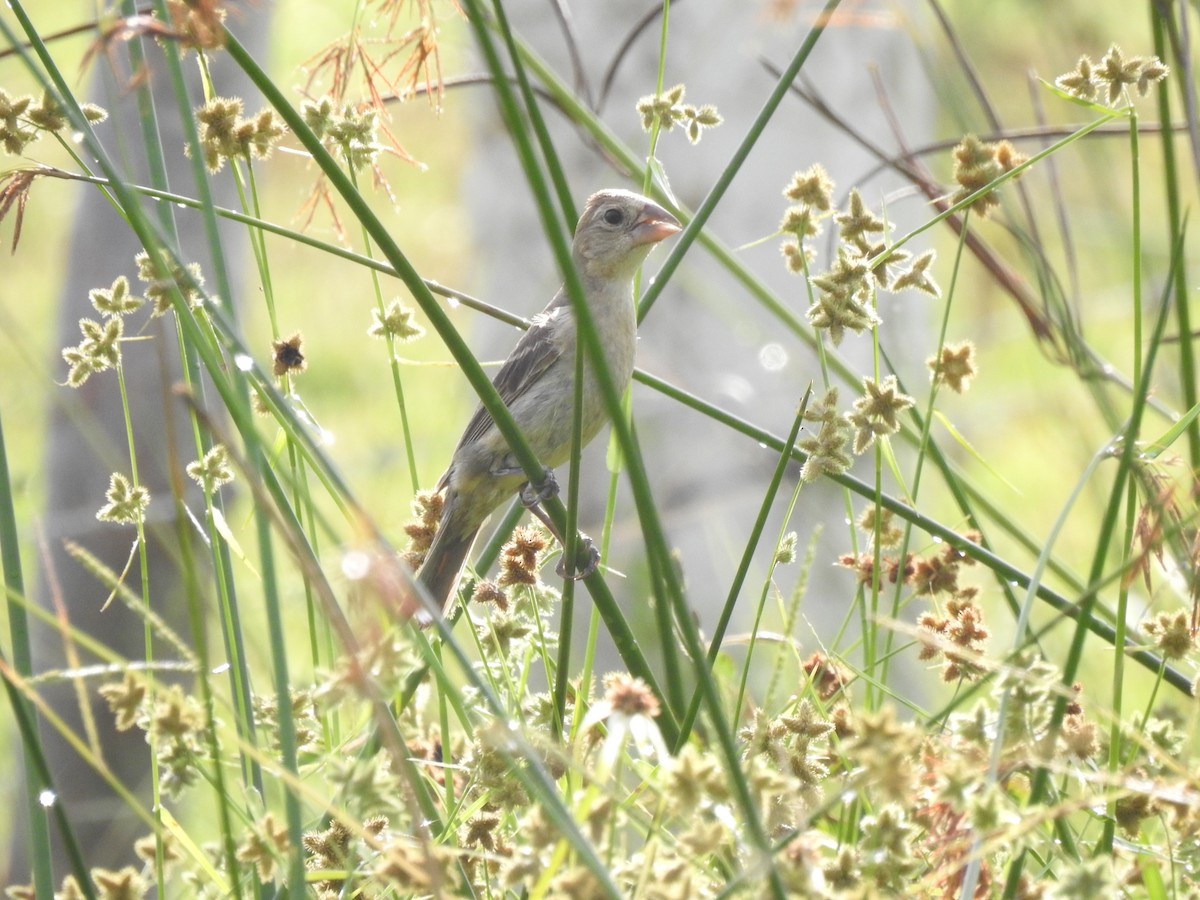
[416, 189, 681, 610]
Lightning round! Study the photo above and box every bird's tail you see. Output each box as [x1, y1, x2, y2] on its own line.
[416, 525, 480, 616]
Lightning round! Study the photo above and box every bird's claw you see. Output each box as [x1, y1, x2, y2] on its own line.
[516, 469, 597, 580]
[519, 468, 559, 508]
[556, 535, 600, 581]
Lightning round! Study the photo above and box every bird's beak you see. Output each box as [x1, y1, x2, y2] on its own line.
[630, 202, 682, 245]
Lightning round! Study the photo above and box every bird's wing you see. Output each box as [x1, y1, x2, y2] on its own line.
[454, 302, 567, 451]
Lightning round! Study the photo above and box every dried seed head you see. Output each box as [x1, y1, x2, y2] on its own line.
[471, 579, 509, 612]
[369, 298, 425, 342]
[498, 525, 547, 587]
[783, 164, 835, 210]
[927, 340, 977, 392]
[1143, 610, 1196, 660]
[601, 672, 661, 718]
[272, 332, 306, 377]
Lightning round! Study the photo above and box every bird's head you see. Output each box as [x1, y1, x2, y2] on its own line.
[572, 189, 681, 281]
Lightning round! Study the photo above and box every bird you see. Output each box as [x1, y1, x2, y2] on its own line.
[415, 189, 681, 612]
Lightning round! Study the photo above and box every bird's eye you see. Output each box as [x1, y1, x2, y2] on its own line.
[602, 207, 625, 226]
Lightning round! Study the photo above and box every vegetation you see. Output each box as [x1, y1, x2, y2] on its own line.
[1, 1, 1197, 897]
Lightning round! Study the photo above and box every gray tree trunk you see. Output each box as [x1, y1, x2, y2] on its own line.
[461, 2, 933, 652]
[11, 8, 270, 878]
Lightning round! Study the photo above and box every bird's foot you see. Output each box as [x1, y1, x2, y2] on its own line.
[519, 468, 559, 508]
[556, 534, 600, 581]
[521, 494, 601, 581]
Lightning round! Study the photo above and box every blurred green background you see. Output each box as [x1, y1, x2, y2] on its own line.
[1, 0, 1196, 875]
